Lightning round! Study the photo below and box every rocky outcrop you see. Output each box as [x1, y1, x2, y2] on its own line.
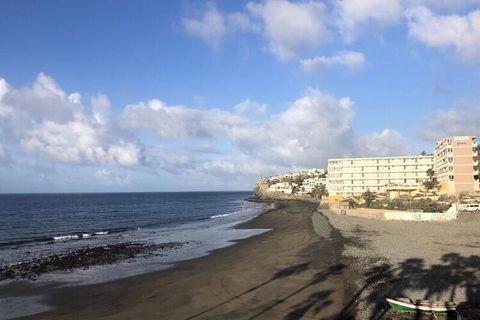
[0, 242, 184, 281]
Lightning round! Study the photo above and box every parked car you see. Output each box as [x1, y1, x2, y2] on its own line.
[463, 204, 480, 212]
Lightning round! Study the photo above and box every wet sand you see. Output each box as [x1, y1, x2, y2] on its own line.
[2, 201, 358, 320]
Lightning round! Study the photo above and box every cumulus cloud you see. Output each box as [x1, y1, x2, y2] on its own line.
[405, 0, 480, 11]
[1, 73, 407, 185]
[182, 4, 226, 48]
[356, 129, 407, 156]
[0, 73, 144, 166]
[234, 99, 267, 115]
[95, 168, 132, 186]
[300, 51, 366, 73]
[0, 144, 9, 162]
[121, 89, 361, 170]
[182, 1, 328, 60]
[120, 99, 248, 139]
[418, 99, 480, 140]
[336, 0, 403, 42]
[247, 0, 328, 60]
[182, 4, 260, 48]
[406, 6, 480, 62]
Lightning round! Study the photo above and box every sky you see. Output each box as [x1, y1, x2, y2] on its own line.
[0, 0, 479, 193]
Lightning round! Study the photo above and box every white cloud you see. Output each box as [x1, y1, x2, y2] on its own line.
[20, 120, 142, 166]
[95, 168, 132, 186]
[234, 99, 267, 115]
[356, 129, 407, 156]
[418, 100, 480, 140]
[406, 6, 480, 61]
[300, 51, 366, 73]
[120, 99, 248, 139]
[405, 0, 480, 11]
[122, 89, 358, 169]
[182, 4, 226, 48]
[0, 143, 9, 162]
[247, 0, 328, 60]
[1, 74, 408, 185]
[336, 0, 403, 42]
[0, 78, 9, 99]
[0, 73, 144, 166]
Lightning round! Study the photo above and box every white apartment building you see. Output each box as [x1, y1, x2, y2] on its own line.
[267, 182, 294, 194]
[300, 177, 328, 194]
[328, 155, 434, 196]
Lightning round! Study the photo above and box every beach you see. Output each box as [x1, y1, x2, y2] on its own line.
[322, 208, 480, 319]
[3, 201, 480, 319]
[0, 201, 358, 320]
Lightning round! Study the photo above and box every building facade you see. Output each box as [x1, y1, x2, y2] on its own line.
[328, 155, 434, 196]
[327, 135, 479, 197]
[434, 136, 479, 194]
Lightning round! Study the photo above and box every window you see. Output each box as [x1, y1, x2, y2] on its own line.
[449, 175, 454, 181]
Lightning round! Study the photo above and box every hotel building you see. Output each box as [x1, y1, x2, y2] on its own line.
[327, 135, 479, 197]
[328, 155, 434, 196]
[433, 136, 479, 194]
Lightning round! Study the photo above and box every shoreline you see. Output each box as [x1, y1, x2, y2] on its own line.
[1, 200, 359, 320]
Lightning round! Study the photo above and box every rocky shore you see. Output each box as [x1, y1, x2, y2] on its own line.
[0, 242, 183, 281]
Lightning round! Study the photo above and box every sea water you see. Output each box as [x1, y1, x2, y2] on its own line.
[0, 192, 269, 284]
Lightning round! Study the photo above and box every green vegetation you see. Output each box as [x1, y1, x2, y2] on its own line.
[361, 195, 452, 213]
[361, 190, 376, 208]
[309, 184, 328, 199]
[423, 168, 439, 192]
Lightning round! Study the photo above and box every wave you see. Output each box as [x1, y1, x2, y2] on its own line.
[53, 235, 79, 241]
[0, 228, 122, 248]
[210, 210, 245, 219]
[53, 231, 110, 241]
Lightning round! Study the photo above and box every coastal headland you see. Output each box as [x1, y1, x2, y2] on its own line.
[1, 201, 359, 320]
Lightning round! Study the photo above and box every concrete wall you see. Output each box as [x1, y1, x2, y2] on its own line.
[384, 204, 457, 221]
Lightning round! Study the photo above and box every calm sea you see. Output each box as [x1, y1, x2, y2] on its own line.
[0, 192, 268, 284]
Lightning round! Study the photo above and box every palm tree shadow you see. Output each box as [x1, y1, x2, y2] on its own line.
[349, 253, 480, 320]
[185, 262, 312, 320]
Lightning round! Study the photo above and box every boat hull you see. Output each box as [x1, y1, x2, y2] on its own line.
[386, 297, 457, 314]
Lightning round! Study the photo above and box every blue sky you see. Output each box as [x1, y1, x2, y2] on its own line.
[0, 0, 479, 192]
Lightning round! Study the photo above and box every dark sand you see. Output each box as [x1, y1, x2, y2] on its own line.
[2, 201, 358, 320]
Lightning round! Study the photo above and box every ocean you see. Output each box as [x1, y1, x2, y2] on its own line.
[0, 192, 268, 284]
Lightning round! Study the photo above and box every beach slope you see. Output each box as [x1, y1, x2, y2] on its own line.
[15, 201, 356, 320]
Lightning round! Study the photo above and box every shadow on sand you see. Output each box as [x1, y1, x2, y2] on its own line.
[185, 262, 347, 320]
[339, 253, 480, 320]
